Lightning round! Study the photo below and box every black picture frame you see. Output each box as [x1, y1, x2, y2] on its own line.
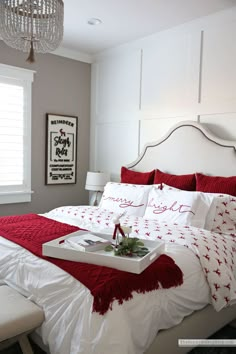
[45, 113, 78, 185]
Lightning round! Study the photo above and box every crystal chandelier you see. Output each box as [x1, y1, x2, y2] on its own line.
[0, 0, 64, 63]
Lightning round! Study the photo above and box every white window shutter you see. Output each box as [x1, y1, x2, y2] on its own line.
[0, 64, 35, 204]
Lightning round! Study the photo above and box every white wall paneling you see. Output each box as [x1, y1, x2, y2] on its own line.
[95, 50, 142, 123]
[200, 113, 236, 141]
[140, 29, 200, 118]
[200, 21, 236, 113]
[95, 120, 140, 180]
[91, 7, 236, 177]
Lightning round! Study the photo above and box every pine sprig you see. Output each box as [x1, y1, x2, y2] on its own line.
[105, 237, 149, 257]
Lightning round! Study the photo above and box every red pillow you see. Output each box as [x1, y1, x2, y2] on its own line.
[196, 173, 236, 196]
[120, 166, 155, 185]
[154, 169, 196, 191]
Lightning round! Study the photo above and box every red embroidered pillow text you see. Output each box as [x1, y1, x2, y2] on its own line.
[100, 182, 152, 217]
[144, 187, 214, 228]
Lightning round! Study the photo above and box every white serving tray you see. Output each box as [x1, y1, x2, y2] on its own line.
[42, 230, 165, 274]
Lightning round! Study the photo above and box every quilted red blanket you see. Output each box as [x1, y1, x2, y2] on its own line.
[0, 213, 183, 314]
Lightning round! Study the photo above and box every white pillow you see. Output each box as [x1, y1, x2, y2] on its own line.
[144, 186, 214, 228]
[161, 183, 219, 230]
[99, 182, 153, 217]
[161, 183, 179, 191]
[204, 194, 236, 234]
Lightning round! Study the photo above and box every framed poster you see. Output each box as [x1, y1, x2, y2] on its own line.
[46, 114, 78, 185]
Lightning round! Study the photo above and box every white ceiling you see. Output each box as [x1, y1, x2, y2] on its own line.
[62, 0, 236, 56]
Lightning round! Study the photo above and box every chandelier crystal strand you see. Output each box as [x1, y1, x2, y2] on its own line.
[0, 0, 64, 62]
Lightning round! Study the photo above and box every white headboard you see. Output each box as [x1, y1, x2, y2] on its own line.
[127, 121, 236, 177]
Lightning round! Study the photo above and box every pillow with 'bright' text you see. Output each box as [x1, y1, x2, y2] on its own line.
[144, 187, 214, 228]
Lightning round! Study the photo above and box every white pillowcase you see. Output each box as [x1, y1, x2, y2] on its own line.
[161, 183, 180, 191]
[204, 194, 236, 234]
[144, 186, 214, 228]
[99, 182, 153, 217]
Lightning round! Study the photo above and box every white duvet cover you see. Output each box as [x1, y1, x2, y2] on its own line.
[0, 205, 235, 354]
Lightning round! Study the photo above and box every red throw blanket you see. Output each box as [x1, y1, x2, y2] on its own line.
[0, 213, 183, 314]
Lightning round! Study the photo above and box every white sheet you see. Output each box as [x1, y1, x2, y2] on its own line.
[0, 206, 216, 354]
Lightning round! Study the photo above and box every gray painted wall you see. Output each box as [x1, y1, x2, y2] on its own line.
[0, 41, 91, 216]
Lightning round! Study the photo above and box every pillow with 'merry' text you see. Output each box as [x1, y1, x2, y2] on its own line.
[99, 182, 153, 217]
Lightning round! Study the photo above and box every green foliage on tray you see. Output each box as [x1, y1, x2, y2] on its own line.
[105, 237, 149, 257]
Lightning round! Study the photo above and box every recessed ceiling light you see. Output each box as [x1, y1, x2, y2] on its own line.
[87, 18, 102, 26]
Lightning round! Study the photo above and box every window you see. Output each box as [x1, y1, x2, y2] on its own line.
[0, 64, 34, 204]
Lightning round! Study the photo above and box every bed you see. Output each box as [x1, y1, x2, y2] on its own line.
[1, 120, 236, 354]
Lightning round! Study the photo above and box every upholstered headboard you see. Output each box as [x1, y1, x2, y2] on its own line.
[127, 121, 236, 177]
